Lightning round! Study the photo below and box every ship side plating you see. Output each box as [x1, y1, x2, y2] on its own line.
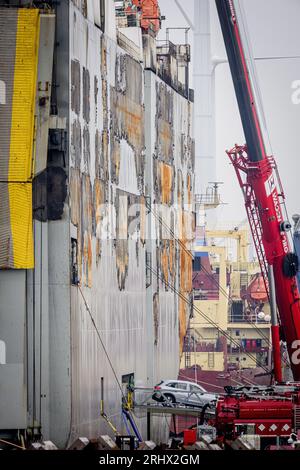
[0, 0, 194, 447]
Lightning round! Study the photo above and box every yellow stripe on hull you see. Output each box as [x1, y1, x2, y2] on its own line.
[8, 9, 40, 268]
[8, 183, 33, 268]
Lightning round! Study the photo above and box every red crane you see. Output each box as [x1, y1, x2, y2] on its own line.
[210, 0, 300, 447]
[215, 0, 300, 383]
[127, 0, 161, 35]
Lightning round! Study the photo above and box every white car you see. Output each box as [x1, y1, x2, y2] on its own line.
[152, 380, 217, 407]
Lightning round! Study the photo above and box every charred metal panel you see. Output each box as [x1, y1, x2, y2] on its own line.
[83, 125, 90, 173]
[71, 59, 80, 115]
[102, 78, 108, 126]
[146, 70, 194, 371]
[95, 129, 108, 182]
[70, 167, 81, 227]
[29, 0, 196, 447]
[110, 86, 145, 190]
[0, 0, 194, 446]
[81, 174, 93, 287]
[123, 55, 143, 104]
[161, 162, 175, 205]
[115, 53, 127, 94]
[153, 292, 159, 346]
[68, 2, 149, 443]
[115, 191, 129, 291]
[82, 67, 90, 123]
[111, 53, 145, 192]
[159, 238, 176, 287]
[101, 130, 109, 180]
[187, 173, 192, 205]
[94, 177, 107, 261]
[33, 167, 67, 222]
[155, 82, 174, 165]
[101, 36, 107, 77]
[111, 136, 121, 185]
[177, 169, 184, 206]
[49, 167, 68, 219]
[71, 119, 81, 168]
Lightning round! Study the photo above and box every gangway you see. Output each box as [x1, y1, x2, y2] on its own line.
[132, 386, 216, 440]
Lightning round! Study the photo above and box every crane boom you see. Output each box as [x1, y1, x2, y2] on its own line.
[215, 0, 300, 381]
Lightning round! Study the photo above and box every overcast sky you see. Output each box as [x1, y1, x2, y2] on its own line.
[158, 0, 300, 228]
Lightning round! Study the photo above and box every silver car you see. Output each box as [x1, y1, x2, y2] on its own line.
[152, 380, 217, 407]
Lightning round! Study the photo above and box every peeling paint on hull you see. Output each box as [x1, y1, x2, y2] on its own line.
[47, 0, 194, 446]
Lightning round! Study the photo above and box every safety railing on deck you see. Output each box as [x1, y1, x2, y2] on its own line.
[117, 30, 142, 62]
[228, 312, 270, 324]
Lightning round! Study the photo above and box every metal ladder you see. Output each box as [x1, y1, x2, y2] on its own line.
[184, 329, 191, 368]
[240, 272, 248, 288]
[208, 352, 215, 369]
[294, 405, 300, 432]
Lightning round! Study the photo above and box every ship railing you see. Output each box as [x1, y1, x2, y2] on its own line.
[117, 30, 142, 62]
[228, 313, 270, 324]
[193, 291, 219, 301]
[115, 7, 140, 28]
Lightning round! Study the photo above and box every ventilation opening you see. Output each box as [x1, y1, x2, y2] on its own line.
[71, 238, 79, 285]
[100, 0, 105, 31]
